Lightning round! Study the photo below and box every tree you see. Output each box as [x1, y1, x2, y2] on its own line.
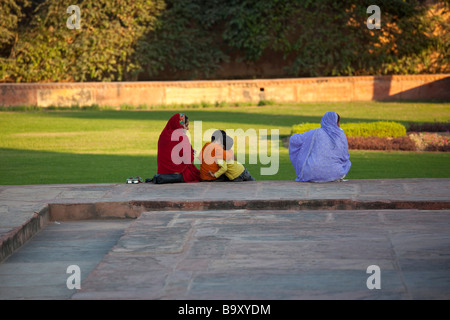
[1, 0, 448, 82]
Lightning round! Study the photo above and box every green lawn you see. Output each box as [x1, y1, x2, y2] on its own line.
[0, 101, 449, 185]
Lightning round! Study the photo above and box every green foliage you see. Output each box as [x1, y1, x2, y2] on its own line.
[291, 121, 407, 137]
[285, 0, 446, 76]
[342, 121, 407, 137]
[1, 0, 165, 82]
[257, 99, 276, 106]
[0, 0, 449, 82]
[134, 0, 228, 79]
[0, 1, 27, 56]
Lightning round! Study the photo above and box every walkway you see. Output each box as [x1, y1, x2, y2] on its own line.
[0, 179, 449, 300]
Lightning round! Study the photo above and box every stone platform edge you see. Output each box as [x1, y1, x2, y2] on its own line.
[0, 206, 49, 262]
[49, 199, 450, 221]
[2, 198, 450, 263]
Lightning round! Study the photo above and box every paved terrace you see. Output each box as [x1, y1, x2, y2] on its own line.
[0, 179, 449, 300]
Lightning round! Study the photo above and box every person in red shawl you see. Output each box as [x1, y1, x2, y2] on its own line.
[154, 113, 201, 183]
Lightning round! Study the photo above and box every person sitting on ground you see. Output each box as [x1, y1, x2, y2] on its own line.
[199, 130, 233, 182]
[289, 111, 351, 182]
[154, 113, 200, 183]
[209, 132, 256, 182]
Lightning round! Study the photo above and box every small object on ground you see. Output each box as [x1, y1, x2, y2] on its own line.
[126, 176, 143, 184]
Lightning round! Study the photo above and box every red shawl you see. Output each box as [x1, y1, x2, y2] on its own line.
[157, 113, 200, 182]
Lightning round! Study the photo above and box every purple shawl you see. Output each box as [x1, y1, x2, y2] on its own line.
[289, 111, 351, 182]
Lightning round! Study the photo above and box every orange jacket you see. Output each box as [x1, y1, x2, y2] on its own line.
[199, 142, 232, 180]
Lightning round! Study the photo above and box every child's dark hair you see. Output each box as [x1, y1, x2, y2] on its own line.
[224, 135, 234, 150]
[211, 130, 223, 143]
[211, 130, 233, 150]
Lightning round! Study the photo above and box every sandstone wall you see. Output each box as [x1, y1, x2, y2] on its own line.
[1, 74, 448, 107]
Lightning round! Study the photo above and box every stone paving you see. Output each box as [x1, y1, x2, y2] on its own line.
[72, 208, 450, 300]
[0, 179, 449, 300]
[0, 220, 131, 299]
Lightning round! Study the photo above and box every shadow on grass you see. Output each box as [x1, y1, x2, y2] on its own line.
[0, 148, 296, 184]
[0, 148, 157, 185]
[1, 148, 450, 185]
[24, 109, 429, 131]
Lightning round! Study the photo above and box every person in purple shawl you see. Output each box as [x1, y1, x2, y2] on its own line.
[289, 111, 351, 182]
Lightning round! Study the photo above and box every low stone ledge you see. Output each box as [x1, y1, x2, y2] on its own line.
[2, 198, 448, 263]
[1, 74, 449, 107]
[0, 206, 49, 263]
[48, 201, 144, 221]
[48, 199, 450, 221]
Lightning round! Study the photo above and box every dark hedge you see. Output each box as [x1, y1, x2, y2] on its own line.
[1, 0, 449, 82]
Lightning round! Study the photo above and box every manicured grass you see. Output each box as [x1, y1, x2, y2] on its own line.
[0, 101, 449, 185]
